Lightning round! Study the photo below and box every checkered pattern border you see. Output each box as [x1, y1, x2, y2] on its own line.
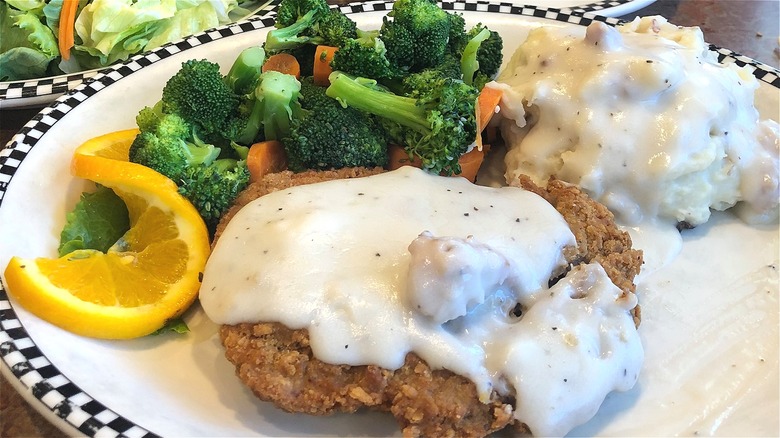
[1, 2, 778, 436]
[0, 71, 99, 102]
[566, 0, 643, 14]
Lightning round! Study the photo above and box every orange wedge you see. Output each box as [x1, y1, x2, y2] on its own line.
[3, 130, 210, 339]
[72, 128, 140, 160]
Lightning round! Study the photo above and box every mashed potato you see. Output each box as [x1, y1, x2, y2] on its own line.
[491, 16, 779, 227]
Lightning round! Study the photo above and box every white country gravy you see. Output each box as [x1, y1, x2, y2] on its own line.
[199, 167, 643, 437]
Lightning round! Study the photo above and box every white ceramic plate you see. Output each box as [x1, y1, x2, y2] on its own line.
[1, 1, 778, 436]
[0, 0, 656, 110]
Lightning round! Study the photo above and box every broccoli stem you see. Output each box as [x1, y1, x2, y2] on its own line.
[231, 142, 250, 160]
[225, 46, 266, 95]
[256, 70, 302, 140]
[186, 132, 221, 166]
[236, 96, 265, 145]
[325, 72, 430, 134]
[212, 158, 239, 172]
[461, 27, 490, 86]
[234, 70, 302, 144]
[184, 142, 219, 166]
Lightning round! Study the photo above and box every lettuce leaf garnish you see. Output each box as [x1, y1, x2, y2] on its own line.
[151, 317, 190, 335]
[58, 185, 130, 257]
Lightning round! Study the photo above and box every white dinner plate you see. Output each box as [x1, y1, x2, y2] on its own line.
[0, 0, 656, 110]
[1, 1, 778, 436]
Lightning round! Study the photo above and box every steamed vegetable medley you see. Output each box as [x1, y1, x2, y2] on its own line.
[0, 0, 268, 81]
[126, 0, 504, 233]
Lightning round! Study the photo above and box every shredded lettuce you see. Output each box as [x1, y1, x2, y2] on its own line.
[58, 185, 130, 257]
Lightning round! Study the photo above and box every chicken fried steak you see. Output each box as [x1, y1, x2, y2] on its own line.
[212, 168, 642, 437]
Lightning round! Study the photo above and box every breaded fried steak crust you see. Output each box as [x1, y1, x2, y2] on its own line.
[220, 323, 518, 437]
[216, 168, 643, 437]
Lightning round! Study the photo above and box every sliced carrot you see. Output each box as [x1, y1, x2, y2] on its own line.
[313, 45, 338, 86]
[475, 85, 503, 150]
[261, 53, 301, 78]
[456, 145, 487, 183]
[477, 85, 503, 131]
[58, 0, 79, 60]
[246, 140, 287, 183]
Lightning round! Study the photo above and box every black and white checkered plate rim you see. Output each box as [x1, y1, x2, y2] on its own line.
[0, 70, 99, 102]
[0, 1, 778, 436]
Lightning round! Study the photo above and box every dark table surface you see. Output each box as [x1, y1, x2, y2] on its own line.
[1, 0, 778, 436]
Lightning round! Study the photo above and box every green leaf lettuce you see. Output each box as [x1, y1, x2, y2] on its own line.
[58, 185, 131, 257]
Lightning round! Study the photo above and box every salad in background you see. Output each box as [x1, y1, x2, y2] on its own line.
[0, 0, 271, 81]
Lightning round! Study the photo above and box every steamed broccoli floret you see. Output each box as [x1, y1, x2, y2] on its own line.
[275, 0, 330, 27]
[266, 0, 357, 56]
[263, 7, 356, 76]
[398, 53, 462, 96]
[331, 29, 402, 80]
[298, 76, 337, 109]
[234, 70, 303, 144]
[129, 105, 220, 181]
[378, 17, 415, 72]
[160, 59, 240, 142]
[177, 159, 250, 231]
[129, 55, 267, 235]
[283, 79, 388, 171]
[446, 11, 468, 53]
[265, 8, 323, 52]
[460, 24, 503, 88]
[385, 0, 450, 70]
[316, 8, 358, 47]
[326, 71, 478, 175]
[265, 0, 330, 52]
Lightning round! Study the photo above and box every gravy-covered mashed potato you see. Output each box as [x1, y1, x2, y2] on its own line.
[201, 167, 643, 437]
[492, 16, 779, 227]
